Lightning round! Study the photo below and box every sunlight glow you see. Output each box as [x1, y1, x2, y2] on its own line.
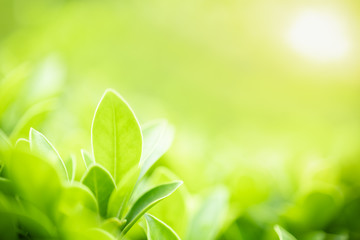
[287, 9, 351, 62]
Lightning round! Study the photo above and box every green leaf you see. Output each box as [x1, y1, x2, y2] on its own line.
[139, 120, 174, 179]
[107, 166, 139, 219]
[64, 155, 76, 182]
[274, 225, 297, 240]
[0, 194, 57, 239]
[81, 149, 95, 169]
[147, 167, 189, 238]
[29, 128, 68, 180]
[57, 184, 100, 238]
[144, 214, 181, 240]
[91, 89, 142, 184]
[81, 164, 116, 217]
[8, 150, 63, 217]
[185, 187, 228, 240]
[15, 201, 58, 238]
[122, 181, 183, 235]
[101, 217, 127, 236]
[57, 183, 98, 216]
[15, 138, 30, 151]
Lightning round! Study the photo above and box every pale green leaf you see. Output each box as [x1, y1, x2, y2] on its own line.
[144, 214, 181, 240]
[139, 120, 174, 179]
[122, 181, 183, 235]
[64, 155, 76, 182]
[29, 128, 68, 180]
[274, 225, 297, 240]
[15, 138, 30, 151]
[91, 89, 142, 184]
[81, 149, 95, 169]
[81, 164, 116, 217]
[185, 187, 229, 240]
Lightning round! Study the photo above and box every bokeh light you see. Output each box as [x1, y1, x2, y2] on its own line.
[287, 8, 351, 62]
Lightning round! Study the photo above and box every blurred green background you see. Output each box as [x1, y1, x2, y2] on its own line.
[1, 0, 360, 239]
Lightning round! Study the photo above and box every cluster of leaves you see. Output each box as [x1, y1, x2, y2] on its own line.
[2, 0, 360, 239]
[2, 64, 354, 240]
[0, 89, 184, 239]
[0, 62, 232, 240]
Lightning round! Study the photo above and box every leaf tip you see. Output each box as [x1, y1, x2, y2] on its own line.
[29, 127, 36, 136]
[171, 180, 183, 191]
[29, 127, 43, 140]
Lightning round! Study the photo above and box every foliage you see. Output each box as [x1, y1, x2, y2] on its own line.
[0, 89, 184, 239]
[1, 0, 360, 239]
